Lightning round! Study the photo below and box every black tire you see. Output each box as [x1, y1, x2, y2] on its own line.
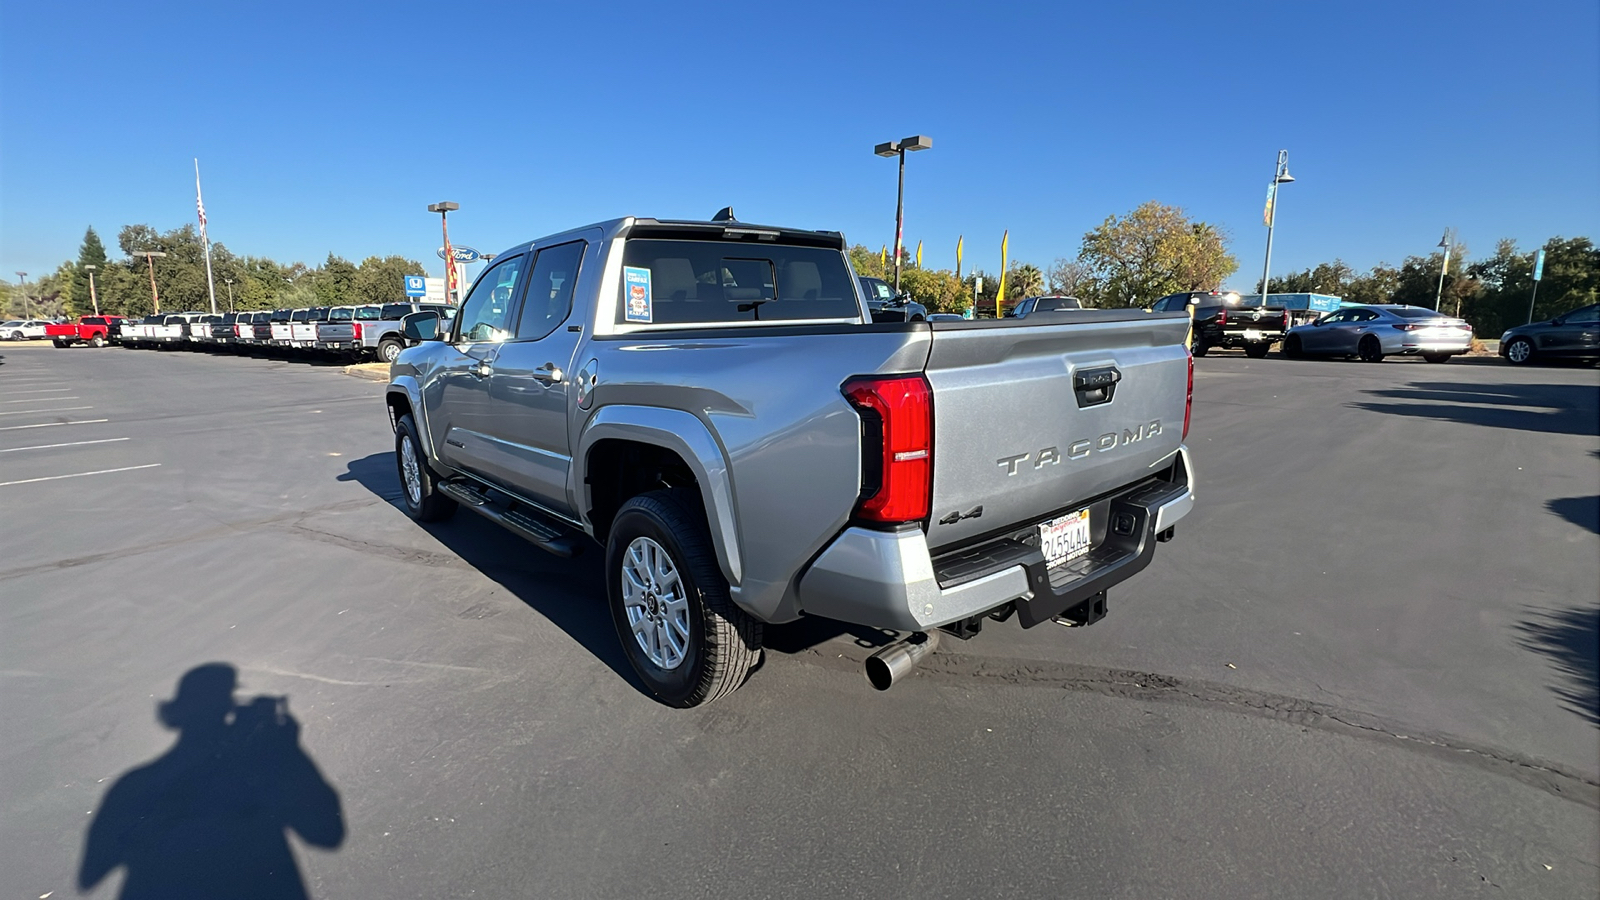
[1422, 352, 1450, 364]
[1504, 337, 1535, 365]
[1358, 335, 1385, 363]
[394, 413, 457, 523]
[1282, 334, 1303, 359]
[1190, 333, 1209, 357]
[9, 331, 23, 341]
[377, 339, 403, 364]
[1244, 341, 1270, 359]
[89, 334, 106, 348]
[606, 488, 762, 707]
[52, 339, 68, 349]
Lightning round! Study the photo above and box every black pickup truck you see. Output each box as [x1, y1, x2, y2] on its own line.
[1149, 291, 1291, 358]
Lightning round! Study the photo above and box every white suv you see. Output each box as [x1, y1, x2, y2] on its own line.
[3, 320, 51, 340]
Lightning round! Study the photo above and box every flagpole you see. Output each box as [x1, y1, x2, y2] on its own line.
[195, 159, 218, 314]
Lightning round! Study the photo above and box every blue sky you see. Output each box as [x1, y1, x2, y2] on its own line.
[2, 0, 1596, 292]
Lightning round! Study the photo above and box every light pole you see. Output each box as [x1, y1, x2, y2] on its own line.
[1433, 230, 1451, 310]
[427, 201, 460, 303]
[873, 135, 932, 295]
[15, 272, 27, 317]
[223, 277, 235, 311]
[139, 251, 167, 314]
[1258, 149, 1294, 301]
[83, 264, 101, 316]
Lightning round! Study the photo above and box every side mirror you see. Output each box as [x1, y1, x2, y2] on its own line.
[1551, 316, 1566, 326]
[400, 311, 442, 343]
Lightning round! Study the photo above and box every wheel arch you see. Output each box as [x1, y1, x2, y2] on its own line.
[578, 406, 742, 587]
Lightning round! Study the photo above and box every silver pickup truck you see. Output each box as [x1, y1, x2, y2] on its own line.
[386, 215, 1195, 706]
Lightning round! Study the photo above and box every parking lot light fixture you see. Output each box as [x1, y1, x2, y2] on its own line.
[1258, 150, 1293, 303]
[428, 202, 461, 304]
[84, 264, 101, 316]
[139, 251, 167, 314]
[1434, 231, 1452, 311]
[874, 135, 932, 295]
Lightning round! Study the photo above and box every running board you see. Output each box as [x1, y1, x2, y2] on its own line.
[438, 480, 583, 558]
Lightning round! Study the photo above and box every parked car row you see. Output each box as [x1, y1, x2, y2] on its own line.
[62, 303, 456, 361]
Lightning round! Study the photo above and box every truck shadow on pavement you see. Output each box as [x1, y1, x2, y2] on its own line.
[337, 453, 900, 689]
[1515, 606, 1600, 729]
[1547, 495, 1600, 534]
[79, 663, 345, 899]
[1352, 381, 1600, 436]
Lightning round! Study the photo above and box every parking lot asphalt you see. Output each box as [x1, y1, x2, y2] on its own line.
[3, 341, 1597, 899]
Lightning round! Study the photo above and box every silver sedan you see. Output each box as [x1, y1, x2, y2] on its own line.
[1281, 305, 1473, 363]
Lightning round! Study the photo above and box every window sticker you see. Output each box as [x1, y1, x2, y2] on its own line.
[623, 266, 653, 323]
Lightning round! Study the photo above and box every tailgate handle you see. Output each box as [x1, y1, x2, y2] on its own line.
[1073, 366, 1120, 407]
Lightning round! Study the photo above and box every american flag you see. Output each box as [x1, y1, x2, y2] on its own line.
[195, 160, 209, 235]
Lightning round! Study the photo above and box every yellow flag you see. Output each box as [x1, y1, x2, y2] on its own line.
[880, 245, 887, 271]
[996, 230, 1009, 312]
[915, 241, 923, 268]
[956, 235, 964, 278]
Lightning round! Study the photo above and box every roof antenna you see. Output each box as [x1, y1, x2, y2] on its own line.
[711, 206, 736, 222]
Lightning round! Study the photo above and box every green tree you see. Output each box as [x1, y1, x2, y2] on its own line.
[1078, 201, 1238, 307]
[351, 255, 428, 305]
[67, 227, 110, 315]
[310, 254, 358, 307]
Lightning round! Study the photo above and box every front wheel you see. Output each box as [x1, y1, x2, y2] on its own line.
[1282, 335, 1303, 359]
[1190, 334, 1209, 357]
[1244, 341, 1271, 359]
[395, 414, 457, 523]
[9, 331, 23, 341]
[377, 339, 403, 364]
[1504, 338, 1534, 365]
[607, 488, 762, 707]
[1358, 335, 1385, 363]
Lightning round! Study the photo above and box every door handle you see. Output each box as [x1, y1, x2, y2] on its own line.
[531, 363, 564, 384]
[471, 359, 494, 378]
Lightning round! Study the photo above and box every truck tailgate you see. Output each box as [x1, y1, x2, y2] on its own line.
[923, 311, 1190, 552]
[318, 323, 355, 342]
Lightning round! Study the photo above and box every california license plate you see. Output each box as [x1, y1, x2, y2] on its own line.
[1038, 508, 1092, 568]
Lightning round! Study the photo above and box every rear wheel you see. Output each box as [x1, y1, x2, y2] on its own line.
[1190, 333, 1209, 357]
[51, 339, 67, 348]
[1244, 341, 1270, 359]
[395, 413, 457, 523]
[1504, 337, 1534, 365]
[1358, 335, 1385, 363]
[377, 339, 403, 364]
[1422, 352, 1450, 364]
[89, 334, 106, 348]
[606, 488, 762, 707]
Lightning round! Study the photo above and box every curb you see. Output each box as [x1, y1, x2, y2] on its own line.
[343, 363, 390, 382]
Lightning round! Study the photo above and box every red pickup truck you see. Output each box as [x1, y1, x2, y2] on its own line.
[47, 316, 129, 348]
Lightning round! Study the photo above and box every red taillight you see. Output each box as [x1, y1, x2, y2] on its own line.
[843, 375, 932, 525]
[1216, 308, 1227, 327]
[352, 322, 363, 340]
[1183, 352, 1194, 440]
[1392, 323, 1420, 331]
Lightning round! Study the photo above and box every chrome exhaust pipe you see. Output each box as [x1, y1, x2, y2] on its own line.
[865, 630, 940, 691]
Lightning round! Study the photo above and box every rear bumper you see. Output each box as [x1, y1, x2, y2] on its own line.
[797, 446, 1194, 631]
[317, 340, 362, 351]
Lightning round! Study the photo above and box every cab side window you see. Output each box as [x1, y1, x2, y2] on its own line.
[516, 241, 586, 340]
[454, 255, 525, 343]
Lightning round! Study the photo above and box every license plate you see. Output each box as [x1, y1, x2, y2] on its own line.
[1243, 328, 1262, 340]
[1038, 508, 1092, 568]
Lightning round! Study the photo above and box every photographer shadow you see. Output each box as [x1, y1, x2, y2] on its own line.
[79, 664, 344, 900]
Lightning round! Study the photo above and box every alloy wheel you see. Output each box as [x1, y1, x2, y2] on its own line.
[621, 536, 691, 670]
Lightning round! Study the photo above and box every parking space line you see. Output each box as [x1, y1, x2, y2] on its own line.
[4, 396, 80, 403]
[0, 438, 130, 454]
[0, 463, 161, 488]
[4, 388, 73, 394]
[0, 419, 109, 432]
[0, 406, 93, 416]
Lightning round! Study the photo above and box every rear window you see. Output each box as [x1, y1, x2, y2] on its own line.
[355, 306, 382, 320]
[292, 309, 311, 322]
[271, 310, 292, 323]
[308, 308, 329, 321]
[1035, 297, 1081, 312]
[329, 308, 353, 322]
[380, 304, 414, 320]
[255, 313, 273, 323]
[616, 240, 859, 326]
[143, 315, 164, 324]
[1387, 307, 1439, 319]
[84, 317, 104, 325]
